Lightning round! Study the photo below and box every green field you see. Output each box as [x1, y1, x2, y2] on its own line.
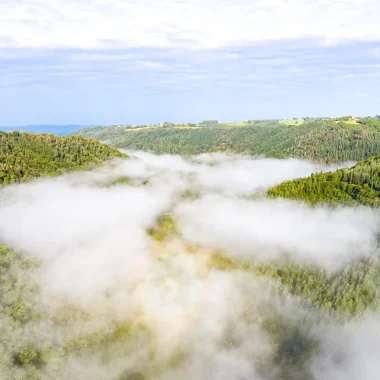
[278, 119, 305, 126]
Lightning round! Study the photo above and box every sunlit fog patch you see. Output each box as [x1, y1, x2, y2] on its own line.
[0, 152, 378, 380]
[310, 314, 380, 380]
[123, 151, 354, 196]
[0, 179, 176, 304]
[175, 195, 379, 270]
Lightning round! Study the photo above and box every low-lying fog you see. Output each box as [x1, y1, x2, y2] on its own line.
[0, 152, 378, 380]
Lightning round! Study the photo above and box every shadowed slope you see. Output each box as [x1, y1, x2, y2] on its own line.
[0, 131, 127, 185]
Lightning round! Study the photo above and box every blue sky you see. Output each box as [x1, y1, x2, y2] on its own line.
[1, 0, 380, 126]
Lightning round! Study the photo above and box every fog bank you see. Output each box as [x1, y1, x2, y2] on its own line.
[0, 152, 377, 380]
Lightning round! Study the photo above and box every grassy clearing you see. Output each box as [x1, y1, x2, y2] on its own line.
[334, 119, 359, 125]
[219, 121, 249, 127]
[209, 252, 256, 273]
[147, 214, 177, 242]
[278, 119, 305, 126]
[172, 126, 202, 129]
[127, 126, 156, 131]
[108, 177, 149, 187]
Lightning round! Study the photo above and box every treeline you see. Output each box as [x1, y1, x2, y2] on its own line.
[358, 115, 380, 128]
[0, 131, 126, 185]
[74, 119, 380, 163]
[212, 252, 380, 318]
[268, 155, 380, 206]
[261, 258, 380, 316]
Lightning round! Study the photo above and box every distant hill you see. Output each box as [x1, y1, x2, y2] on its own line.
[72, 118, 380, 163]
[0, 131, 127, 185]
[0, 124, 85, 136]
[269, 154, 380, 207]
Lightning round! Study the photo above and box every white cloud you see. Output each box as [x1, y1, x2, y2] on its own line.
[340, 72, 380, 79]
[127, 151, 351, 196]
[311, 315, 380, 380]
[288, 66, 305, 73]
[0, 0, 379, 49]
[69, 53, 136, 61]
[139, 60, 169, 70]
[175, 195, 379, 270]
[224, 53, 240, 59]
[249, 58, 292, 65]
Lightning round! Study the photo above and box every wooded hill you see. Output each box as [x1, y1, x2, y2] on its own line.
[0, 131, 126, 185]
[73, 118, 380, 163]
[268, 155, 380, 207]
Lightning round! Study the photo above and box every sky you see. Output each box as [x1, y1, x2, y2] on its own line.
[1, 0, 380, 126]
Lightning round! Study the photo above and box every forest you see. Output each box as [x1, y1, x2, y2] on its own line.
[268, 155, 380, 206]
[0, 126, 380, 379]
[0, 131, 126, 185]
[73, 117, 380, 163]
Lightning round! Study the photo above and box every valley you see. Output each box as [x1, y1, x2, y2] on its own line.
[4, 0, 380, 378]
[0, 137, 379, 379]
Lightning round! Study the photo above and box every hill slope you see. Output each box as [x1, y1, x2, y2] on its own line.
[268, 155, 380, 207]
[0, 131, 126, 185]
[73, 119, 380, 163]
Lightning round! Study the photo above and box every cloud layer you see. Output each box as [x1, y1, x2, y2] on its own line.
[1, 0, 380, 49]
[176, 195, 378, 270]
[0, 152, 379, 379]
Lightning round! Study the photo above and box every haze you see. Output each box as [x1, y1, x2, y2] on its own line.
[0, 153, 379, 379]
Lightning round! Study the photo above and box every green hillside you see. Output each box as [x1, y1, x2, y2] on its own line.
[0, 131, 126, 185]
[73, 118, 380, 163]
[268, 155, 380, 207]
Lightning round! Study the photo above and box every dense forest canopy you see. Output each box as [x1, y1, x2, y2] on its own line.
[268, 155, 380, 207]
[0, 131, 127, 185]
[73, 117, 380, 163]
